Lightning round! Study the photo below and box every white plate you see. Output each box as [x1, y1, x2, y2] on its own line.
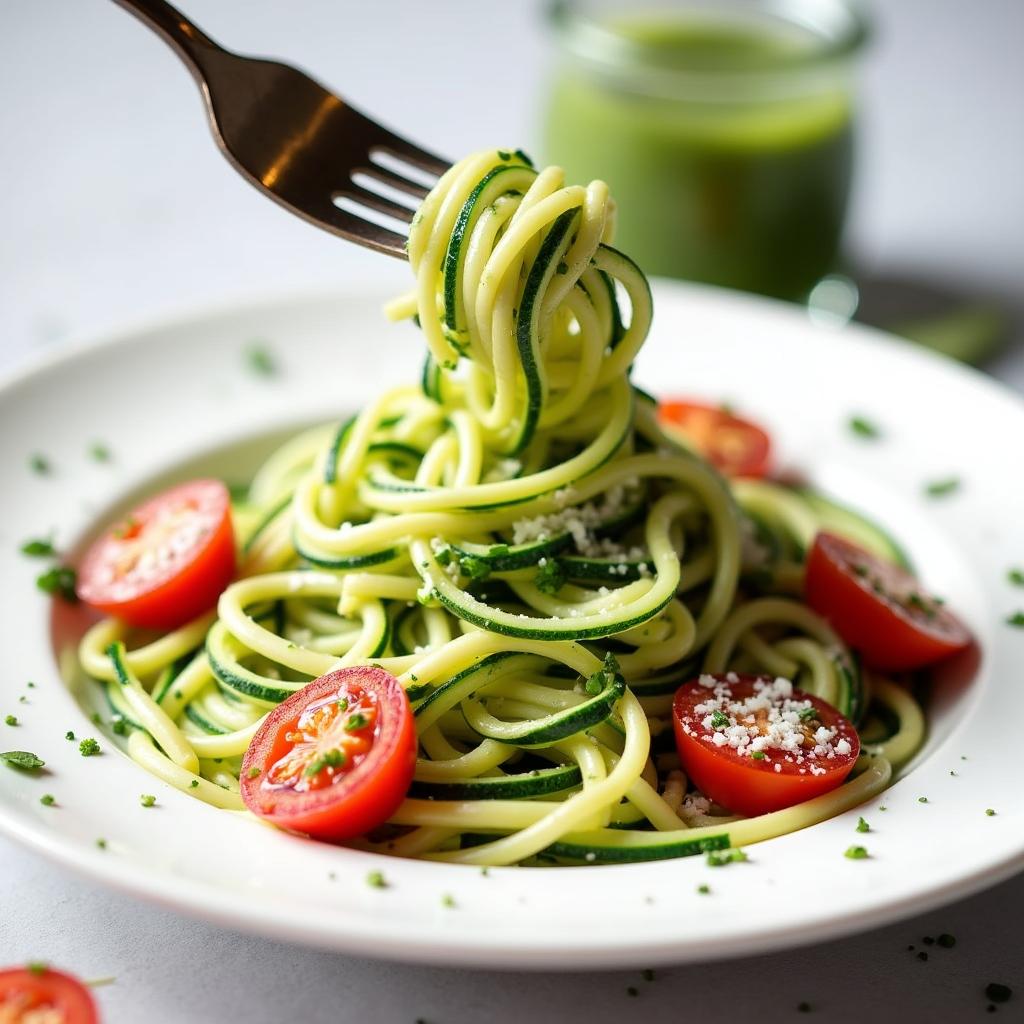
[1, 281, 1021, 969]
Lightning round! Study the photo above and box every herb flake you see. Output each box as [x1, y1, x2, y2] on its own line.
[924, 477, 961, 498]
[1, 750, 45, 771]
[848, 415, 881, 439]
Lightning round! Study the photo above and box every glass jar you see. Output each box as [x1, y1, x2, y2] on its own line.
[543, 0, 869, 301]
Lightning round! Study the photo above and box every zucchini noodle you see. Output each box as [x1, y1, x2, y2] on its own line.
[77, 149, 923, 865]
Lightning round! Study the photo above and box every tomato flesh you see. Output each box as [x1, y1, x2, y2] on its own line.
[241, 666, 416, 841]
[0, 966, 98, 1023]
[77, 479, 235, 631]
[672, 674, 859, 817]
[805, 532, 972, 671]
[658, 399, 772, 478]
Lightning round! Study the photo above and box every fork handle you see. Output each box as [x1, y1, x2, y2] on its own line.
[113, 0, 222, 79]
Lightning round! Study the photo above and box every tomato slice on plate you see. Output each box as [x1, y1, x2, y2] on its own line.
[0, 965, 98, 1023]
[658, 399, 771, 477]
[805, 532, 972, 671]
[673, 673, 859, 817]
[77, 479, 235, 631]
[241, 666, 417, 841]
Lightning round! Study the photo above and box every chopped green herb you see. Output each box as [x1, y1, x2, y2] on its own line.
[459, 555, 491, 581]
[20, 536, 57, 557]
[706, 848, 748, 867]
[584, 653, 622, 696]
[480, 867, 490, 877]
[304, 748, 346, 777]
[985, 983, 1012, 1004]
[751, 750, 766, 760]
[366, 870, 388, 889]
[918, 796, 929, 804]
[924, 477, 960, 498]
[29, 453, 51, 475]
[26, 682, 35, 689]
[18, 696, 27, 705]
[844, 845, 869, 859]
[246, 344, 277, 376]
[78, 737, 101, 757]
[89, 441, 112, 463]
[641, 969, 655, 982]
[36, 566, 78, 602]
[556, 261, 569, 275]
[4, 715, 16, 727]
[799, 707, 818, 722]
[96, 838, 107, 850]
[111, 718, 127, 736]
[856, 816, 870, 833]
[534, 558, 566, 594]
[40, 794, 55, 806]
[441, 893, 456, 908]
[848, 415, 881, 439]
[1006, 611, 1024, 628]
[985, 808, 996, 816]
[1, 750, 45, 771]
[247, 766, 261, 779]
[190, 780, 199, 789]
[65, 731, 75, 741]
[917, 951, 928, 962]
[696, 883, 711, 895]
[949, 769, 958, 777]
[1006, 567, 1024, 587]
[626, 986, 639, 997]
[496, 149, 511, 161]
[937, 933, 956, 948]
[26, 962, 48, 976]
[345, 712, 369, 732]
[710, 710, 730, 730]
[879, 805, 888, 811]
[797, 1003, 811, 1013]
[337, 698, 349, 712]
[140, 794, 156, 808]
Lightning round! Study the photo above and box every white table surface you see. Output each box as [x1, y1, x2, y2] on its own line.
[1, 1, 1022, 1020]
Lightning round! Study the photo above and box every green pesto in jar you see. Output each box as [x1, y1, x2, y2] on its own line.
[543, 7, 863, 300]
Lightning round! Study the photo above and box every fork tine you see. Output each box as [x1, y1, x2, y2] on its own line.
[368, 130, 451, 178]
[309, 201, 409, 258]
[335, 183, 416, 224]
[357, 161, 432, 200]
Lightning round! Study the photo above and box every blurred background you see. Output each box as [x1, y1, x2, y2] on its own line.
[0, 0, 1022, 381]
[1, 2, 1023, 1021]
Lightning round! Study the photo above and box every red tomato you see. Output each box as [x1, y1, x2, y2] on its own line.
[672, 674, 859, 817]
[658, 399, 771, 477]
[0, 965, 98, 1023]
[805, 532, 972, 672]
[77, 479, 235, 631]
[241, 666, 417, 841]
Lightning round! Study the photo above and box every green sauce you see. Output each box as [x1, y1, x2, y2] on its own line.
[544, 14, 857, 300]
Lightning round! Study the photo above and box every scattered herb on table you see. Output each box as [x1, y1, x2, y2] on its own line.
[706, 848, 748, 867]
[96, 838, 107, 850]
[924, 477, 960, 498]
[140, 794, 156, 808]
[696, 883, 711, 895]
[856, 816, 870, 833]
[918, 796, 929, 804]
[4, 715, 16, 727]
[366, 870, 388, 889]
[844, 845, 869, 860]
[937, 933, 956, 948]
[29, 453, 51, 475]
[1006, 611, 1024, 628]
[40, 794, 55, 807]
[246, 344, 277, 376]
[89, 441, 112, 463]
[848, 415, 881, 439]
[36, 566, 78, 602]
[985, 808, 996, 816]
[441, 893, 456, 908]
[65, 731, 75, 741]
[78, 737, 101, 757]
[20, 536, 57, 557]
[1008, 568, 1024, 587]
[985, 983, 1012, 1004]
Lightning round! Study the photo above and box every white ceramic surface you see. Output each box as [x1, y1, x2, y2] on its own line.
[0, 281, 1021, 969]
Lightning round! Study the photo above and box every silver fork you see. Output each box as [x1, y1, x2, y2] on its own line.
[113, 0, 450, 258]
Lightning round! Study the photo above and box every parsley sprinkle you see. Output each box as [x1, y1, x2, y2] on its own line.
[626, 986, 639, 997]
[1009, 568, 1024, 587]
[985, 984, 1012, 1004]
[345, 712, 369, 732]
[480, 867, 490, 877]
[366, 870, 388, 889]
[20, 536, 56, 557]
[441, 893, 456, 908]
[96, 838, 107, 850]
[710, 710, 730, 730]
[848, 415, 880, 439]
[706, 848, 748, 867]
[641, 969, 655, 982]
[460, 555, 491, 581]
[799, 707, 818, 722]
[534, 558, 565, 594]
[751, 750, 766, 760]
[918, 796, 929, 804]
[1, 751, 45, 771]
[1006, 611, 1024, 628]
[937, 933, 956, 948]
[924, 477, 960, 498]
[797, 1003, 811, 1014]
[36, 566, 78, 602]
[247, 767, 261, 779]
[27, 962, 48, 976]
[89, 442, 112, 463]
[111, 718, 127, 736]
[844, 845, 869, 859]
[556, 261, 569, 275]
[190, 780, 199, 789]
[246, 344, 277, 376]
[29, 453, 51, 475]
[40, 794, 55, 806]
[697, 884, 711, 895]
[4, 716, 16, 727]
[917, 951, 928, 962]
[304, 748, 346, 777]
[79, 738, 101, 757]
[140, 794, 156, 808]
[985, 808, 996, 816]
[337, 698, 349, 712]
[65, 731, 75, 741]
[856, 816, 870, 833]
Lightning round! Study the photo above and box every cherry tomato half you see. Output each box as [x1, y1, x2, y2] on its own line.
[658, 399, 772, 478]
[673, 674, 859, 817]
[77, 479, 235, 631]
[0, 965, 99, 1024]
[241, 666, 417, 841]
[805, 532, 972, 672]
